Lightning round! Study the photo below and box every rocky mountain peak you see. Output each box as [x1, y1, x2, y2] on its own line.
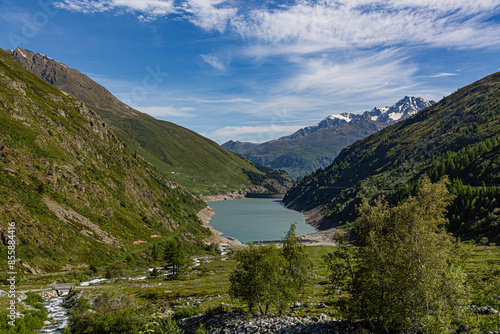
[373, 96, 434, 124]
[294, 96, 433, 139]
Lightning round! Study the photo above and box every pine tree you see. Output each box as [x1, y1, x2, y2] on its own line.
[163, 239, 188, 278]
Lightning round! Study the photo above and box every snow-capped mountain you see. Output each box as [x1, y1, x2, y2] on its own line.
[223, 97, 434, 178]
[370, 96, 434, 123]
[290, 96, 434, 139]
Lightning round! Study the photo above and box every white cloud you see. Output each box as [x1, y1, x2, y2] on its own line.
[428, 72, 459, 78]
[203, 124, 306, 143]
[231, 0, 500, 51]
[181, 0, 237, 33]
[56, 0, 500, 51]
[201, 51, 230, 72]
[55, 0, 177, 18]
[283, 49, 417, 97]
[137, 106, 197, 118]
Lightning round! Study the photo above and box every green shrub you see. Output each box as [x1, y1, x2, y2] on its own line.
[140, 313, 183, 334]
[105, 262, 125, 280]
[195, 325, 209, 334]
[172, 306, 200, 321]
[63, 292, 145, 334]
[203, 304, 226, 322]
[0, 293, 48, 333]
[89, 263, 98, 274]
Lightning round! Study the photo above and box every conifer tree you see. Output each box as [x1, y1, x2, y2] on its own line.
[163, 239, 188, 278]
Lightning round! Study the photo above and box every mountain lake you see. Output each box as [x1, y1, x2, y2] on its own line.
[207, 198, 316, 244]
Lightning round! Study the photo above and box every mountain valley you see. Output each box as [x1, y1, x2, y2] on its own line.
[223, 97, 434, 178]
[6, 48, 292, 196]
[283, 72, 500, 243]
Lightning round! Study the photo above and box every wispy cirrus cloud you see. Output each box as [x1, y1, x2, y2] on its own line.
[282, 49, 417, 97]
[55, 0, 500, 50]
[428, 72, 460, 78]
[229, 1, 500, 65]
[201, 51, 230, 73]
[180, 0, 237, 33]
[55, 0, 235, 25]
[55, 0, 178, 19]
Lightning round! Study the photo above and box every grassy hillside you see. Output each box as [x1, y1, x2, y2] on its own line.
[0, 48, 210, 272]
[284, 72, 500, 242]
[7, 48, 292, 195]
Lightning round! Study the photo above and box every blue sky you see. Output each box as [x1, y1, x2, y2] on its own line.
[1, 0, 500, 144]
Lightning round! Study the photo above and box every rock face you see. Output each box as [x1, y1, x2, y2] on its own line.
[223, 97, 434, 178]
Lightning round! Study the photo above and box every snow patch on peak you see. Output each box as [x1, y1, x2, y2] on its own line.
[16, 48, 27, 59]
[388, 112, 403, 121]
[327, 113, 352, 123]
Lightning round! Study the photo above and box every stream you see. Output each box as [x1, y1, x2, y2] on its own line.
[37, 246, 228, 332]
[37, 293, 69, 333]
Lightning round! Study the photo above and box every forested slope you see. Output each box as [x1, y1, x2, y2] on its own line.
[284, 72, 500, 242]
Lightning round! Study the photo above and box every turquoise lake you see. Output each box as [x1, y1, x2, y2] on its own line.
[207, 198, 316, 244]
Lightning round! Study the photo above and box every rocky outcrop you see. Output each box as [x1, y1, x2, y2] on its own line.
[44, 198, 119, 246]
[180, 312, 356, 333]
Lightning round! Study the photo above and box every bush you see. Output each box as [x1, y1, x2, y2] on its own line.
[105, 262, 125, 280]
[229, 224, 311, 315]
[63, 291, 145, 334]
[172, 306, 201, 321]
[203, 304, 226, 322]
[140, 313, 183, 334]
[89, 263, 98, 274]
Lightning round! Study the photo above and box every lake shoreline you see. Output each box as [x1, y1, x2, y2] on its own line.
[205, 198, 320, 245]
[197, 206, 242, 246]
[200, 190, 247, 202]
[200, 196, 339, 246]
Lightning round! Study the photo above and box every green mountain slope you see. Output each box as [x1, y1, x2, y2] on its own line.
[284, 72, 500, 242]
[7, 48, 291, 195]
[0, 48, 210, 272]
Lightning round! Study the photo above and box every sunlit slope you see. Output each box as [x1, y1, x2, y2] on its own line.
[8, 48, 292, 195]
[0, 48, 210, 272]
[284, 72, 500, 242]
